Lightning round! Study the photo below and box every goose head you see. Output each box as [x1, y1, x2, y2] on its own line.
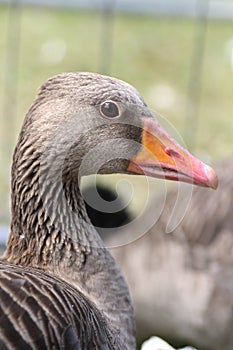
[18, 72, 217, 189]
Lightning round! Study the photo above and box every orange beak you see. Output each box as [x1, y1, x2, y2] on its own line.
[128, 118, 218, 189]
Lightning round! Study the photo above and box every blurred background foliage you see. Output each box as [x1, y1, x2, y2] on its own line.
[0, 1, 232, 225]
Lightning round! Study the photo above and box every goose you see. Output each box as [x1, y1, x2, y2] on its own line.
[0, 72, 217, 349]
[112, 157, 232, 350]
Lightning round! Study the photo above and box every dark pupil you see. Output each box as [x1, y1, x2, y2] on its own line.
[101, 102, 119, 118]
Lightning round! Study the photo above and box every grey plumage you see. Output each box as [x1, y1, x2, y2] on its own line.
[1, 72, 148, 349]
[0, 71, 217, 350]
[0, 261, 117, 350]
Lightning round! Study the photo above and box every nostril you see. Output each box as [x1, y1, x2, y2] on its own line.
[164, 147, 183, 160]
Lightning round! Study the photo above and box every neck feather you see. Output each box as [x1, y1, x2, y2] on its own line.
[4, 133, 136, 349]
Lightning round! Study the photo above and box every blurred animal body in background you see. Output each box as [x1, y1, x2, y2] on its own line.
[84, 157, 233, 350]
[110, 157, 233, 350]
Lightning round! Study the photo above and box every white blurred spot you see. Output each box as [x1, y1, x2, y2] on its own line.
[141, 336, 197, 350]
[40, 38, 67, 65]
[141, 336, 174, 350]
[147, 84, 177, 110]
[225, 37, 233, 72]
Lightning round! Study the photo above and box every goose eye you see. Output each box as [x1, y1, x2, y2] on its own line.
[100, 101, 120, 118]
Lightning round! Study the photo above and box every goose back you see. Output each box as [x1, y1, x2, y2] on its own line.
[0, 261, 118, 350]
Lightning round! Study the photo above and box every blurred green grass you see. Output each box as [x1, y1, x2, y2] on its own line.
[0, 4, 233, 223]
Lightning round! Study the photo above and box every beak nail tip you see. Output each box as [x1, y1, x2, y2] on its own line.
[205, 164, 218, 189]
